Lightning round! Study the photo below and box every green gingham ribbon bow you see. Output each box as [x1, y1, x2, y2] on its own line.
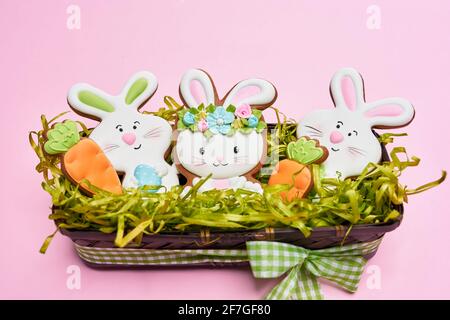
[74, 238, 382, 300]
[246, 239, 382, 300]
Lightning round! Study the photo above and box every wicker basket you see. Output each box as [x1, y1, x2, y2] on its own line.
[57, 129, 403, 268]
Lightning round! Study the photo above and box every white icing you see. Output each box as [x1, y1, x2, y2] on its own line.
[176, 130, 263, 182]
[176, 69, 277, 193]
[222, 78, 277, 109]
[179, 69, 216, 108]
[297, 67, 415, 179]
[67, 71, 179, 190]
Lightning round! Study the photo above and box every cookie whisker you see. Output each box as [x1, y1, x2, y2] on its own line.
[307, 133, 323, 138]
[348, 146, 367, 154]
[144, 134, 161, 139]
[144, 128, 163, 138]
[103, 144, 119, 153]
[304, 125, 322, 134]
[347, 146, 366, 156]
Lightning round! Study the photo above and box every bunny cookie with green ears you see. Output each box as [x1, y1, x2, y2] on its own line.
[67, 71, 179, 191]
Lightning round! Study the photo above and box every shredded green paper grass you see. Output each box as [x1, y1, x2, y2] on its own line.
[30, 98, 446, 253]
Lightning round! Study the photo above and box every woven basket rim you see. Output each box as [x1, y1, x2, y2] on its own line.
[57, 204, 403, 241]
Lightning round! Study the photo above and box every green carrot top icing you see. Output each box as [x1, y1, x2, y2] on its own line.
[287, 137, 325, 165]
[44, 120, 80, 155]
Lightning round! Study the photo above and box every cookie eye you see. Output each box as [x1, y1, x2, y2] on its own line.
[348, 130, 358, 136]
[199, 147, 205, 155]
[234, 146, 239, 154]
[133, 121, 140, 130]
[336, 121, 343, 129]
[116, 124, 123, 132]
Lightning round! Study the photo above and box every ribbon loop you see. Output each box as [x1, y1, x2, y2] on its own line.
[247, 241, 309, 278]
[246, 239, 381, 300]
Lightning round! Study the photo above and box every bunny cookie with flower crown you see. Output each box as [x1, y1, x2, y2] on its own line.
[174, 69, 277, 193]
[297, 67, 415, 179]
[67, 71, 179, 191]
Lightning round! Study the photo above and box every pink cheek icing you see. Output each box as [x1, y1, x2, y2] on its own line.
[329, 130, 344, 144]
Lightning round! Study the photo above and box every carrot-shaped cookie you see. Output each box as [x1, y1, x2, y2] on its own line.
[44, 120, 122, 195]
[268, 137, 328, 201]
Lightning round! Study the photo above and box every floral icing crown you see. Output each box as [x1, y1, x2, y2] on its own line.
[177, 103, 267, 137]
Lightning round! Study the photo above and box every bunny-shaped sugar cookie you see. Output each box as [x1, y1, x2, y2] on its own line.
[68, 71, 179, 191]
[174, 69, 277, 193]
[297, 67, 415, 179]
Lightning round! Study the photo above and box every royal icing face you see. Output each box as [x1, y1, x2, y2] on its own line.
[297, 67, 415, 179]
[175, 68, 277, 192]
[67, 71, 179, 190]
[177, 130, 264, 179]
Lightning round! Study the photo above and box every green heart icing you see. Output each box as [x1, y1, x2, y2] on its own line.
[287, 137, 324, 165]
[44, 120, 80, 155]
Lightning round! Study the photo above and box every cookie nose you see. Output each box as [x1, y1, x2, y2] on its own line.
[216, 155, 224, 163]
[330, 131, 344, 144]
[122, 133, 136, 145]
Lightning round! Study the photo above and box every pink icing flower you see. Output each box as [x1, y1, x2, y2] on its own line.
[235, 103, 252, 119]
[197, 118, 208, 132]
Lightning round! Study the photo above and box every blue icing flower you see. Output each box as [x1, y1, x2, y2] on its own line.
[206, 106, 235, 135]
[182, 112, 196, 126]
[247, 115, 259, 128]
[134, 164, 162, 192]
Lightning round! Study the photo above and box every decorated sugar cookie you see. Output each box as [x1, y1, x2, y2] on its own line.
[297, 67, 415, 179]
[268, 137, 328, 201]
[44, 120, 123, 195]
[174, 69, 277, 193]
[67, 71, 179, 191]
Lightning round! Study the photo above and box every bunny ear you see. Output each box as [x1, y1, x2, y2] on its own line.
[363, 98, 415, 128]
[330, 68, 365, 111]
[68, 83, 115, 120]
[179, 69, 217, 108]
[222, 79, 277, 110]
[120, 71, 158, 110]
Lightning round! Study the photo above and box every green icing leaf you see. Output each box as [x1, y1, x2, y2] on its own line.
[226, 105, 236, 113]
[125, 78, 148, 105]
[44, 120, 80, 155]
[78, 91, 114, 112]
[287, 137, 324, 165]
[177, 120, 187, 130]
[226, 128, 236, 136]
[204, 129, 213, 139]
[232, 118, 244, 129]
[256, 121, 266, 131]
[239, 127, 253, 135]
[252, 109, 262, 119]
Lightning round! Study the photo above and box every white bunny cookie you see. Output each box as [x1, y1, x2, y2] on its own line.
[297, 67, 415, 179]
[67, 71, 179, 191]
[175, 68, 277, 193]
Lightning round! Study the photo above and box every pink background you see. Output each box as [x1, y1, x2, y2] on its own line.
[1, 0, 449, 299]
